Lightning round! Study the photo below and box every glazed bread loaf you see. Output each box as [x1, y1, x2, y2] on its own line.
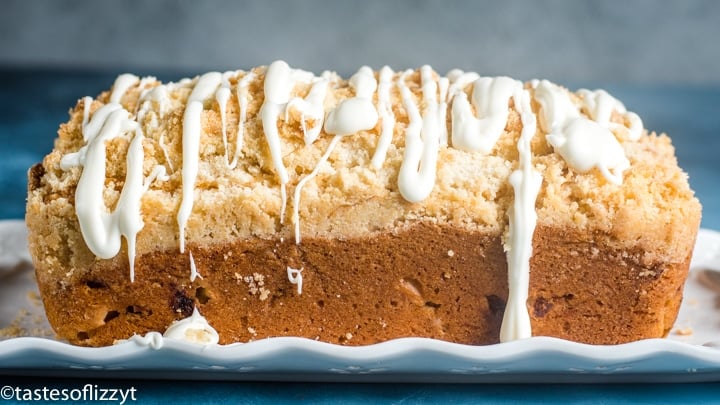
[26, 61, 701, 347]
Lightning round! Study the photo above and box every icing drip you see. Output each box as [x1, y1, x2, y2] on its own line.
[500, 88, 542, 342]
[451, 76, 516, 153]
[287, 266, 304, 295]
[61, 76, 168, 282]
[287, 72, 332, 145]
[163, 307, 219, 345]
[446, 70, 480, 98]
[177, 72, 223, 253]
[443, 70, 479, 146]
[397, 66, 441, 203]
[324, 66, 378, 136]
[437, 76, 449, 146]
[80, 103, 123, 144]
[109, 74, 140, 104]
[151, 85, 169, 109]
[123, 332, 164, 349]
[216, 71, 234, 168]
[371, 66, 396, 168]
[293, 135, 342, 243]
[536, 80, 630, 185]
[228, 72, 256, 169]
[81, 96, 93, 131]
[157, 132, 174, 172]
[578, 88, 644, 141]
[189, 250, 202, 282]
[260, 61, 295, 223]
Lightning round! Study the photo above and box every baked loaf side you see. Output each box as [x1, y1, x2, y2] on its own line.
[26, 62, 701, 347]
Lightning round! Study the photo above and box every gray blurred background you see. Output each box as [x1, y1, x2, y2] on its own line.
[1, 0, 719, 83]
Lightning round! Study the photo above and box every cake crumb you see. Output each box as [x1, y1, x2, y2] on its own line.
[442, 272, 452, 280]
[675, 327, 693, 336]
[241, 273, 270, 300]
[447, 249, 455, 257]
[0, 325, 23, 338]
[638, 270, 656, 278]
[345, 332, 353, 340]
[27, 291, 42, 307]
[247, 327, 257, 336]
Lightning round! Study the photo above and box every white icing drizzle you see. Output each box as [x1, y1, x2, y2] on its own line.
[146, 83, 170, 118]
[62, 75, 169, 282]
[500, 88, 542, 342]
[451, 76, 516, 153]
[536, 80, 630, 184]
[228, 72, 256, 169]
[260, 61, 295, 224]
[324, 66, 378, 136]
[81, 96, 93, 131]
[287, 72, 331, 145]
[444, 70, 480, 147]
[126, 331, 164, 349]
[189, 250, 202, 282]
[446, 70, 480, 99]
[216, 71, 234, 168]
[133, 77, 158, 116]
[80, 103, 123, 143]
[158, 131, 174, 172]
[578, 88, 643, 141]
[397, 67, 442, 203]
[177, 72, 223, 253]
[163, 307, 219, 345]
[437, 76, 449, 146]
[109, 74, 140, 104]
[293, 135, 342, 243]
[371, 66, 396, 168]
[287, 266, 304, 295]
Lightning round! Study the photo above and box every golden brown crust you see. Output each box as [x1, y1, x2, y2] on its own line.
[26, 66, 702, 346]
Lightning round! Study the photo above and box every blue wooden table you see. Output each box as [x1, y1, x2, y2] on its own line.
[1, 70, 719, 403]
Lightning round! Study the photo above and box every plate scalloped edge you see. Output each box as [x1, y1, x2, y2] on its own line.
[2, 222, 720, 382]
[2, 336, 720, 382]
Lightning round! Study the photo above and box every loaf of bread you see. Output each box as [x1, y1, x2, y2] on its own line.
[26, 61, 701, 347]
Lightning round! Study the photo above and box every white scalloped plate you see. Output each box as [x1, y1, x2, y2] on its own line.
[2, 220, 720, 383]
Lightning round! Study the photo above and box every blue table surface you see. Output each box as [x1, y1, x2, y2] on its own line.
[1, 69, 719, 403]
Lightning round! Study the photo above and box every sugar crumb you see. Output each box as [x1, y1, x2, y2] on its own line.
[675, 327, 693, 336]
